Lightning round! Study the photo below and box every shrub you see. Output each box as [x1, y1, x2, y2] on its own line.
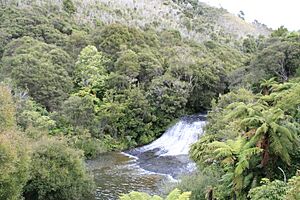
[0, 84, 16, 131]
[248, 178, 287, 200]
[119, 188, 191, 200]
[67, 130, 109, 159]
[175, 172, 220, 200]
[285, 173, 300, 200]
[63, 0, 76, 15]
[0, 131, 30, 200]
[23, 138, 95, 200]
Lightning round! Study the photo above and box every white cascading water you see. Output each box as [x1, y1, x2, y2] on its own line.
[92, 115, 206, 199]
[139, 115, 206, 156]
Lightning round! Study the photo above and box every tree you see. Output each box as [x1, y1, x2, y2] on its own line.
[104, 72, 131, 91]
[250, 40, 300, 82]
[238, 10, 245, 20]
[114, 49, 141, 82]
[66, 30, 90, 59]
[0, 6, 75, 57]
[23, 138, 94, 200]
[191, 81, 300, 199]
[271, 26, 289, 38]
[285, 172, 300, 200]
[1, 37, 73, 111]
[16, 99, 56, 132]
[270, 82, 300, 120]
[93, 24, 147, 58]
[119, 87, 155, 144]
[58, 95, 99, 133]
[186, 58, 226, 111]
[226, 102, 299, 169]
[137, 50, 163, 85]
[97, 89, 127, 139]
[74, 45, 108, 100]
[249, 173, 300, 200]
[242, 36, 257, 53]
[259, 78, 277, 95]
[98, 87, 155, 146]
[147, 74, 190, 132]
[0, 84, 16, 131]
[74, 45, 107, 88]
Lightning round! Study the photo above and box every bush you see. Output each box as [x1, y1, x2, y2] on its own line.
[286, 173, 300, 200]
[67, 130, 109, 159]
[63, 0, 76, 15]
[17, 99, 56, 132]
[58, 95, 99, 133]
[248, 175, 300, 200]
[119, 188, 191, 200]
[248, 179, 287, 200]
[0, 131, 30, 200]
[23, 138, 95, 200]
[0, 84, 16, 131]
[175, 171, 220, 200]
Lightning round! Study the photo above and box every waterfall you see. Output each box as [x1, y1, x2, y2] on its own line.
[91, 114, 206, 199]
[138, 115, 206, 156]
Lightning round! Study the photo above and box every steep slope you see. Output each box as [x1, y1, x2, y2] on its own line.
[5, 0, 270, 42]
[0, 0, 271, 151]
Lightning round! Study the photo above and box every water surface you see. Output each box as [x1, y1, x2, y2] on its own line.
[87, 115, 206, 200]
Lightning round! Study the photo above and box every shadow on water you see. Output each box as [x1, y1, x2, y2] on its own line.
[87, 114, 206, 200]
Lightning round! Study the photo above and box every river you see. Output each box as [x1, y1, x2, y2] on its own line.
[86, 115, 206, 200]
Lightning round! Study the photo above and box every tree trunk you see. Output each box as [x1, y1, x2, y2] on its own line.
[233, 192, 237, 200]
[207, 188, 213, 200]
[261, 133, 270, 167]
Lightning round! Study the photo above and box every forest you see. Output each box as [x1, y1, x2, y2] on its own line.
[0, 0, 299, 199]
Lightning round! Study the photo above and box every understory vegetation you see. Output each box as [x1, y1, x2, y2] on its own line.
[0, 0, 299, 199]
[120, 188, 191, 200]
[176, 29, 300, 199]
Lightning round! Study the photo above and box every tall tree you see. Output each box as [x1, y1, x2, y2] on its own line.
[251, 40, 300, 82]
[1, 36, 73, 111]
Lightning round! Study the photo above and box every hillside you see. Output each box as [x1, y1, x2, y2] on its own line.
[1, 0, 299, 200]
[4, 0, 270, 41]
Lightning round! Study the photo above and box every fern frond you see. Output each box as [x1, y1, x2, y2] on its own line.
[235, 159, 249, 175]
[177, 192, 191, 200]
[166, 188, 182, 200]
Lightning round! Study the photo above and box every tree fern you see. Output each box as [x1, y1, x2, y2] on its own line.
[207, 137, 262, 195]
[237, 105, 299, 167]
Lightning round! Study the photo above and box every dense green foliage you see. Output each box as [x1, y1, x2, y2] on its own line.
[0, 0, 299, 199]
[1, 37, 73, 111]
[0, 131, 30, 200]
[0, 85, 94, 200]
[120, 188, 191, 200]
[0, 0, 251, 152]
[248, 173, 300, 200]
[23, 138, 94, 200]
[183, 31, 300, 199]
[0, 84, 16, 131]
